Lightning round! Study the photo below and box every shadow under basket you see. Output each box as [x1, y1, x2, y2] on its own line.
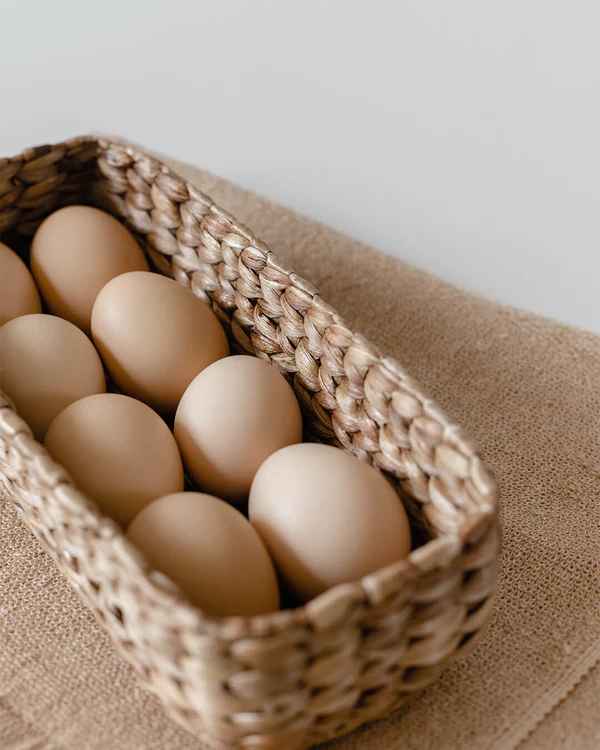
[0, 136, 499, 750]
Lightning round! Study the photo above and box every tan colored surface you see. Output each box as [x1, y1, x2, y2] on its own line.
[521, 661, 600, 750]
[1, 155, 599, 749]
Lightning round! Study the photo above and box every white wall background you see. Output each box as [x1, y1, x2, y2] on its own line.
[3, 1, 599, 332]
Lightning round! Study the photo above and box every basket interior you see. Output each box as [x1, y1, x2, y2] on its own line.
[0, 137, 501, 748]
[0, 136, 497, 627]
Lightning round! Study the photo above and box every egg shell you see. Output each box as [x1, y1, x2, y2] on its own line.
[44, 393, 184, 526]
[0, 314, 106, 439]
[91, 271, 229, 413]
[174, 355, 303, 503]
[127, 492, 280, 617]
[31, 205, 149, 333]
[249, 443, 412, 602]
[0, 241, 42, 325]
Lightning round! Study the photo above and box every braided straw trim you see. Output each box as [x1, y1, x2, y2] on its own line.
[0, 136, 499, 750]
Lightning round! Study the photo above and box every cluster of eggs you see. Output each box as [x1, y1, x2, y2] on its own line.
[0, 206, 411, 616]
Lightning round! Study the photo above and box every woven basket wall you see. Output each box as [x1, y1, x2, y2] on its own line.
[0, 136, 499, 750]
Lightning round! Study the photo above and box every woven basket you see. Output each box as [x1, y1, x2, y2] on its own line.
[0, 136, 499, 750]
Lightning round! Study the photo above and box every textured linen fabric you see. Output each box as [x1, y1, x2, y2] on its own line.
[520, 661, 600, 750]
[1, 156, 599, 750]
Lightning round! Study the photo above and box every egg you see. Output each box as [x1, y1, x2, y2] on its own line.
[249, 443, 411, 601]
[127, 492, 280, 616]
[91, 271, 229, 413]
[31, 205, 149, 333]
[174, 356, 302, 503]
[0, 241, 42, 325]
[0, 314, 106, 439]
[44, 393, 184, 526]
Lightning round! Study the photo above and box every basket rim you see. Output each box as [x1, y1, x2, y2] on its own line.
[0, 135, 499, 637]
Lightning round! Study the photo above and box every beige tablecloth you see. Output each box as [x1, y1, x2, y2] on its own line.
[1, 156, 599, 750]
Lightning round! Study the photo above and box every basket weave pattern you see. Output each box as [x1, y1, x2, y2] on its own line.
[0, 137, 499, 750]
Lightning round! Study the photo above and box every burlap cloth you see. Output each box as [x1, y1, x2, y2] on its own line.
[1, 157, 599, 750]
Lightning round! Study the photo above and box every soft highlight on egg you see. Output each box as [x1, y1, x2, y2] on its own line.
[249, 443, 411, 601]
[31, 205, 149, 333]
[44, 393, 184, 526]
[91, 271, 229, 413]
[0, 314, 106, 439]
[0, 241, 41, 325]
[127, 492, 280, 616]
[174, 355, 303, 503]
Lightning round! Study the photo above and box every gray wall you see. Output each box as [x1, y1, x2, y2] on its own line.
[3, 1, 598, 332]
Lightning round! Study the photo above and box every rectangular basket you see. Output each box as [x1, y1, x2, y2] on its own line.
[0, 136, 499, 750]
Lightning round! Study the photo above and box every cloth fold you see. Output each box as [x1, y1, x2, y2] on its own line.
[1, 157, 599, 750]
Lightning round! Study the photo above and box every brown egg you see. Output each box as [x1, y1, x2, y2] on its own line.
[31, 205, 149, 333]
[45, 393, 184, 526]
[249, 443, 411, 602]
[91, 272, 229, 413]
[174, 356, 302, 503]
[127, 492, 280, 616]
[0, 241, 41, 325]
[0, 314, 105, 439]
